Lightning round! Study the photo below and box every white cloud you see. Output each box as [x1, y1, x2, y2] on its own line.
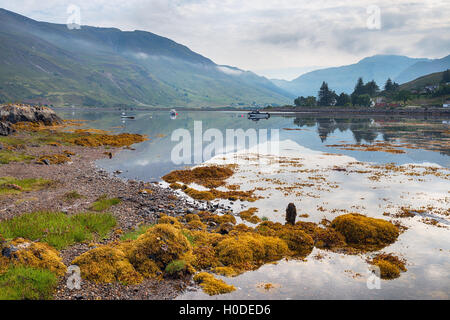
[216, 66, 243, 75]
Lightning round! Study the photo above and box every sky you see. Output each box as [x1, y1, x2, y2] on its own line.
[1, 0, 449, 80]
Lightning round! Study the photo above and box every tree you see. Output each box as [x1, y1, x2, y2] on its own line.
[351, 78, 366, 105]
[442, 69, 450, 83]
[305, 96, 317, 106]
[336, 92, 351, 106]
[318, 82, 336, 106]
[395, 90, 410, 104]
[294, 96, 305, 107]
[365, 80, 379, 97]
[294, 96, 316, 107]
[384, 78, 393, 91]
[353, 77, 365, 95]
[353, 94, 371, 107]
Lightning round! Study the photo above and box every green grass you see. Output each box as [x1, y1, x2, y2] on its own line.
[0, 150, 34, 164]
[0, 266, 58, 300]
[63, 191, 83, 201]
[0, 211, 117, 249]
[90, 195, 121, 211]
[0, 136, 26, 147]
[165, 260, 187, 275]
[0, 176, 52, 195]
[181, 229, 196, 245]
[120, 224, 154, 241]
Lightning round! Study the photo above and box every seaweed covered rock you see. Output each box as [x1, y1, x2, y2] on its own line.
[255, 221, 284, 237]
[157, 215, 182, 228]
[1, 238, 66, 276]
[278, 226, 314, 256]
[239, 208, 261, 224]
[37, 153, 71, 165]
[216, 233, 288, 270]
[193, 272, 236, 295]
[162, 165, 234, 188]
[331, 214, 399, 249]
[192, 245, 220, 269]
[368, 253, 407, 280]
[314, 227, 346, 249]
[72, 246, 143, 284]
[70, 132, 146, 148]
[216, 222, 234, 235]
[186, 219, 207, 231]
[127, 224, 192, 272]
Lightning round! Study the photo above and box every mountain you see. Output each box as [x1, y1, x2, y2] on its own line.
[272, 54, 450, 97]
[0, 8, 292, 107]
[395, 55, 450, 84]
[398, 71, 446, 91]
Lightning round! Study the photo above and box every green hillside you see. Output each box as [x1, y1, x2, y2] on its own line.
[399, 71, 445, 91]
[0, 8, 291, 108]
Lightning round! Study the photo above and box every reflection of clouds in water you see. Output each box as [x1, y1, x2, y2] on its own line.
[424, 264, 450, 281]
[134, 159, 150, 166]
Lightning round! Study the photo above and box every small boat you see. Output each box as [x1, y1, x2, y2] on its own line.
[247, 110, 270, 120]
[120, 112, 135, 119]
[170, 109, 178, 119]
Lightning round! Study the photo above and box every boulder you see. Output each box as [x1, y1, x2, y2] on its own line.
[0, 121, 14, 136]
[285, 203, 297, 225]
[0, 104, 62, 125]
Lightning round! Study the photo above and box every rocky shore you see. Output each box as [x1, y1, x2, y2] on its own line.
[0, 105, 234, 299]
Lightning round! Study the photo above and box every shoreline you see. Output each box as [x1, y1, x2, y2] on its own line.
[0, 130, 224, 300]
[52, 105, 450, 118]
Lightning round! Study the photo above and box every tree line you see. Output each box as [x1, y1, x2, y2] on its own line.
[294, 77, 403, 107]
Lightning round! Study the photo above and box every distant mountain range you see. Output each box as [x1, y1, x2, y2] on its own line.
[0, 8, 292, 108]
[272, 54, 450, 97]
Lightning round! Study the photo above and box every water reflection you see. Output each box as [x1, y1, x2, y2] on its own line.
[56, 109, 449, 181]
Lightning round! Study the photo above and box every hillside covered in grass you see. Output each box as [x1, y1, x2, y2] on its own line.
[0, 9, 291, 108]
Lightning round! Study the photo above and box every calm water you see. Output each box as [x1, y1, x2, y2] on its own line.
[57, 109, 450, 300]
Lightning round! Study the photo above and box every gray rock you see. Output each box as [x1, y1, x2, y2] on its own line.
[0, 121, 14, 136]
[0, 104, 62, 125]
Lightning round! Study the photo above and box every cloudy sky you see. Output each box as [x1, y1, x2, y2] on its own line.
[1, 0, 449, 79]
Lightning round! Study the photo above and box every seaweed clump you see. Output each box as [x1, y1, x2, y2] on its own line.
[239, 208, 261, 224]
[127, 224, 192, 275]
[72, 246, 143, 284]
[1, 238, 66, 276]
[368, 253, 407, 280]
[70, 132, 147, 148]
[216, 233, 288, 271]
[36, 153, 71, 165]
[331, 214, 399, 250]
[162, 165, 234, 188]
[193, 272, 236, 295]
